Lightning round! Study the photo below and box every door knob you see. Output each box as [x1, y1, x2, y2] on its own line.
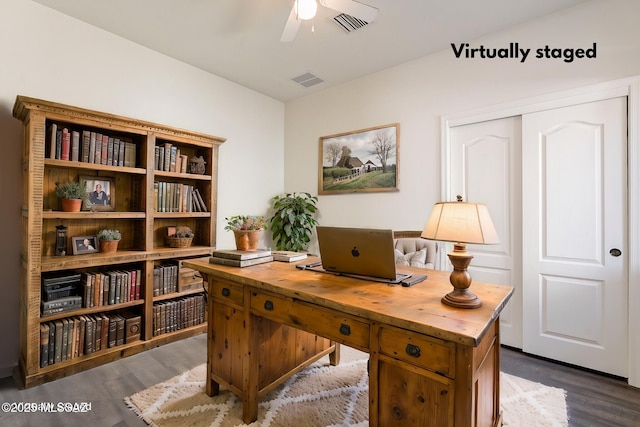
[610, 248, 622, 257]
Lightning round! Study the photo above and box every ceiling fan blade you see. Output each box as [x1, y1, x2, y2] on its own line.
[320, 0, 378, 22]
[280, 3, 302, 42]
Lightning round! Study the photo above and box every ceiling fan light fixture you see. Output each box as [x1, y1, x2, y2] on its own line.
[295, 0, 317, 20]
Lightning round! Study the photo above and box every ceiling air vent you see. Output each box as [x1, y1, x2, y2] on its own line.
[291, 72, 324, 88]
[333, 13, 369, 33]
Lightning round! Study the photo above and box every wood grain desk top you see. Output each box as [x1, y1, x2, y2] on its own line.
[184, 257, 513, 347]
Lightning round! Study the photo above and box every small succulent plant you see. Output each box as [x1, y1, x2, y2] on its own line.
[97, 229, 121, 241]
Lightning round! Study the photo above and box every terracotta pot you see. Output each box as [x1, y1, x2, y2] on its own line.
[233, 230, 260, 251]
[99, 239, 120, 253]
[61, 198, 82, 212]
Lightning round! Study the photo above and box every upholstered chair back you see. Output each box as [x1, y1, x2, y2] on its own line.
[393, 231, 440, 270]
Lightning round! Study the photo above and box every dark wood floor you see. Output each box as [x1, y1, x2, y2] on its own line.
[0, 334, 208, 427]
[500, 346, 640, 427]
[1, 334, 639, 426]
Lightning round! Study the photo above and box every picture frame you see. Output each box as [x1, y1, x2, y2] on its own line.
[166, 225, 177, 237]
[80, 176, 115, 211]
[318, 123, 400, 195]
[72, 235, 99, 255]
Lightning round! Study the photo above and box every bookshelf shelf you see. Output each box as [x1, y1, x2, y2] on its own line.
[41, 250, 147, 272]
[154, 170, 212, 181]
[14, 95, 225, 388]
[147, 246, 214, 259]
[35, 339, 143, 375]
[44, 158, 146, 175]
[154, 212, 211, 218]
[42, 211, 147, 220]
[153, 287, 206, 302]
[40, 299, 145, 322]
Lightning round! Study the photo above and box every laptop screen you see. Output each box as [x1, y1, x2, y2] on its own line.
[316, 226, 403, 282]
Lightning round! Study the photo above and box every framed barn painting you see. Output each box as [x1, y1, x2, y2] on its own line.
[318, 123, 399, 195]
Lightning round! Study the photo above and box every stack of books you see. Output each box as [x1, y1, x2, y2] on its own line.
[272, 251, 308, 262]
[210, 249, 273, 267]
[41, 273, 82, 316]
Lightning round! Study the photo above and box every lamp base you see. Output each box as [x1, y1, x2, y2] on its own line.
[442, 243, 483, 309]
[441, 289, 482, 309]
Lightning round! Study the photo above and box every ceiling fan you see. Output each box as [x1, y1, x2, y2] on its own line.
[280, 0, 378, 42]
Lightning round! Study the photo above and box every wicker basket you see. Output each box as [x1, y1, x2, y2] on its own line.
[166, 236, 193, 248]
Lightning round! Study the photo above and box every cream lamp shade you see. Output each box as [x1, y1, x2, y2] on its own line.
[421, 199, 500, 245]
[421, 196, 499, 309]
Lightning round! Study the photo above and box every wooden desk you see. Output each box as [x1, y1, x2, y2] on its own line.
[184, 258, 513, 426]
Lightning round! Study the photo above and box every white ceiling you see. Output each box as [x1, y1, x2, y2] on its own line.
[33, 0, 587, 102]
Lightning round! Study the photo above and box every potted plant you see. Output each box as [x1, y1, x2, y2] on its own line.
[268, 192, 319, 252]
[97, 228, 121, 253]
[55, 181, 87, 212]
[225, 215, 266, 251]
[167, 226, 194, 248]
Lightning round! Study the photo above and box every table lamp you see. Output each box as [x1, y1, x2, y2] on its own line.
[421, 195, 499, 309]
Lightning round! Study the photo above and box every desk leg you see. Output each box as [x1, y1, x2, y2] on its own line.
[206, 376, 220, 397]
[329, 342, 341, 366]
[368, 325, 380, 427]
[206, 273, 220, 397]
[242, 299, 260, 423]
[206, 329, 219, 396]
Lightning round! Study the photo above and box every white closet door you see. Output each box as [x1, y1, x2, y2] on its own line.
[449, 117, 522, 347]
[522, 97, 628, 376]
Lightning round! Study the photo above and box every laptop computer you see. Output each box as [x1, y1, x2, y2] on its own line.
[316, 226, 411, 284]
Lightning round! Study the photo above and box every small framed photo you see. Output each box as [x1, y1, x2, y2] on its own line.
[166, 225, 177, 237]
[72, 235, 99, 255]
[80, 175, 115, 211]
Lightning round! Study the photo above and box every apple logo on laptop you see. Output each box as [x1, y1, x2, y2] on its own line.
[351, 246, 360, 257]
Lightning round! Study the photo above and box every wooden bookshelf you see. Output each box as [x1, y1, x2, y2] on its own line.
[13, 96, 225, 388]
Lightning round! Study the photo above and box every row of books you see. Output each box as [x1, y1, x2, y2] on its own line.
[153, 182, 208, 213]
[39, 311, 141, 368]
[152, 293, 206, 337]
[154, 142, 189, 173]
[47, 123, 137, 168]
[153, 264, 178, 296]
[81, 269, 142, 309]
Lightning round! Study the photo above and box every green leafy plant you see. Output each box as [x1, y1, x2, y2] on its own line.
[55, 181, 87, 200]
[172, 226, 194, 238]
[268, 192, 319, 252]
[224, 215, 267, 231]
[97, 229, 121, 241]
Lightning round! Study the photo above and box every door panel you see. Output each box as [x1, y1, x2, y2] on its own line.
[522, 97, 627, 376]
[449, 117, 522, 347]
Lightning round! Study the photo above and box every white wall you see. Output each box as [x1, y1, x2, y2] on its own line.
[283, 0, 640, 384]
[0, 0, 284, 376]
[285, 0, 640, 254]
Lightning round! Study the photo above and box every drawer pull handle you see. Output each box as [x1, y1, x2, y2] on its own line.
[264, 300, 274, 311]
[221, 288, 230, 297]
[405, 343, 421, 358]
[339, 323, 351, 336]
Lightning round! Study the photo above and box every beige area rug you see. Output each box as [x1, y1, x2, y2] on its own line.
[125, 347, 568, 427]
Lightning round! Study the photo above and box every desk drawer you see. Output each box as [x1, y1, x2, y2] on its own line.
[379, 326, 455, 378]
[251, 292, 370, 350]
[212, 280, 244, 306]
